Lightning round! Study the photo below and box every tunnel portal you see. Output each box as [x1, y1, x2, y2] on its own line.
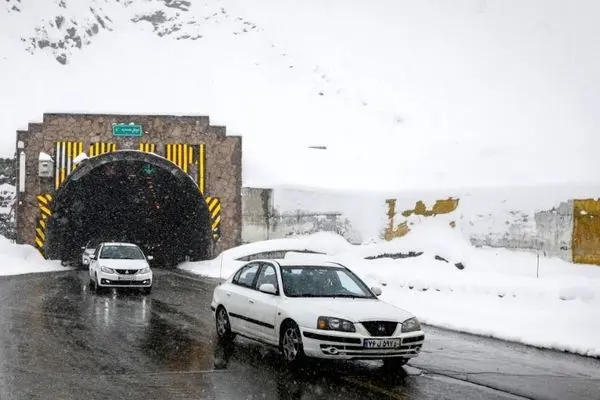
[44, 150, 213, 267]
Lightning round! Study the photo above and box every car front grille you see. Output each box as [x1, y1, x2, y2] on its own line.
[361, 321, 398, 337]
[116, 269, 138, 275]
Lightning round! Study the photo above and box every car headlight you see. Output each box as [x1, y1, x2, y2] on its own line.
[100, 266, 115, 274]
[139, 267, 151, 274]
[401, 317, 421, 333]
[317, 316, 356, 332]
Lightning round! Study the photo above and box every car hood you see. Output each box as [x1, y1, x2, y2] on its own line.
[98, 259, 149, 269]
[286, 297, 414, 323]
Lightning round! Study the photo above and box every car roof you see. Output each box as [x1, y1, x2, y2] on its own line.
[254, 259, 346, 268]
[100, 242, 140, 247]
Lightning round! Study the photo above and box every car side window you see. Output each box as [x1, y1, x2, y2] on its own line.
[255, 264, 279, 294]
[233, 263, 260, 289]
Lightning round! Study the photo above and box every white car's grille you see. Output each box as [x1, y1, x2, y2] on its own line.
[361, 321, 398, 336]
[116, 269, 138, 275]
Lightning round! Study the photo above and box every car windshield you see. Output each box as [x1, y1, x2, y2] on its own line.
[280, 265, 375, 298]
[99, 245, 145, 260]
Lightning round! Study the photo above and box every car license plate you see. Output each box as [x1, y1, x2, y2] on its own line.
[118, 275, 135, 281]
[363, 339, 401, 349]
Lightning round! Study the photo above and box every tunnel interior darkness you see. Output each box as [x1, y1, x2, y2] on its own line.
[44, 152, 213, 267]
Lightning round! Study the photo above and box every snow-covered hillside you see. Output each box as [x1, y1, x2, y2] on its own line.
[2, 0, 600, 190]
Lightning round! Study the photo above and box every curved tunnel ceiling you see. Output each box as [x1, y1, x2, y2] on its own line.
[44, 150, 213, 267]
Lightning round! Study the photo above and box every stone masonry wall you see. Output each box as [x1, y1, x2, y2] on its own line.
[16, 113, 242, 255]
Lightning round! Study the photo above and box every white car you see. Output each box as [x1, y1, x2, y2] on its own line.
[89, 242, 154, 294]
[211, 259, 425, 369]
[81, 239, 100, 267]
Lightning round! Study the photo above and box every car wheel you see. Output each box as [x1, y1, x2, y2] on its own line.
[94, 273, 103, 293]
[215, 306, 235, 342]
[382, 357, 408, 370]
[280, 321, 305, 367]
[142, 286, 152, 295]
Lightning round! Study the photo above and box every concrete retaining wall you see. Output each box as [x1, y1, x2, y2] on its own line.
[240, 185, 600, 264]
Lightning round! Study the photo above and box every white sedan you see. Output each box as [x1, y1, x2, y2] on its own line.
[211, 259, 425, 369]
[89, 242, 153, 294]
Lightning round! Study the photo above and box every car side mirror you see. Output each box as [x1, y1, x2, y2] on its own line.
[89, 255, 97, 260]
[147, 255, 154, 261]
[371, 286, 382, 296]
[258, 283, 277, 295]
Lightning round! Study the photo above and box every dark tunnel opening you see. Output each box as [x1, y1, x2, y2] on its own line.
[44, 151, 213, 268]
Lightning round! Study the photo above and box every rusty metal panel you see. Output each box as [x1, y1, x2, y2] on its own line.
[384, 198, 459, 241]
[572, 199, 600, 266]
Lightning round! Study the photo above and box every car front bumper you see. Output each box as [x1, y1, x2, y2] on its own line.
[97, 271, 153, 288]
[300, 327, 425, 360]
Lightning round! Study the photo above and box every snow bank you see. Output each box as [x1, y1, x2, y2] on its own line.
[179, 231, 352, 280]
[181, 225, 600, 358]
[0, 236, 70, 276]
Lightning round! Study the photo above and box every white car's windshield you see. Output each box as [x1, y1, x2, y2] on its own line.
[100, 245, 145, 260]
[280, 265, 375, 298]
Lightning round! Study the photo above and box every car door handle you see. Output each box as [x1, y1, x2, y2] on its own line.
[226, 292, 231, 297]
[249, 299, 254, 304]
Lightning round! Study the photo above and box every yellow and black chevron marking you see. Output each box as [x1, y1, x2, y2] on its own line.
[165, 143, 207, 193]
[35, 193, 53, 255]
[139, 143, 156, 153]
[165, 143, 194, 173]
[205, 196, 221, 241]
[88, 142, 117, 157]
[198, 143, 206, 194]
[54, 141, 84, 189]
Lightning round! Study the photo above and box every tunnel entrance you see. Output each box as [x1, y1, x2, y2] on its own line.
[44, 150, 213, 267]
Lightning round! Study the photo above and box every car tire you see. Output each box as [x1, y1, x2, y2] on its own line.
[382, 357, 408, 370]
[94, 273, 103, 293]
[215, 306, 235, 342]
[142, 286, 152, 295]
[280, 321, 305, 367]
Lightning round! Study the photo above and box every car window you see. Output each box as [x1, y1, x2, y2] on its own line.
[255, 264, 279, 293]
[233, 263, 260, 288]
[100, 245, 145, 260]
[281, 265, 375, 298]
[335, 270, 366, 296]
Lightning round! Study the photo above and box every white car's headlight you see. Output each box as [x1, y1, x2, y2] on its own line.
[139, 267, 151, 274]
[317, 316, 356, 332]
[401, 317, 421, 333]
[100, 266, 115, 274]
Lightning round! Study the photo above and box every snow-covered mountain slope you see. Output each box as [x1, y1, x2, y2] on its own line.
[2, 0, 600, 190]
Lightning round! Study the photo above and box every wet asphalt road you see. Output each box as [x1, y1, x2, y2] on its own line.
[0, 270, 599, 400]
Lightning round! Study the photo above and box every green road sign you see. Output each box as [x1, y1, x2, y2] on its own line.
[141, 163, 155, 175]
[113, 124, 143, 137]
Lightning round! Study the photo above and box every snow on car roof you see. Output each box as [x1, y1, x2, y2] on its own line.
[271, 259, 346, 268]
[100, 242, 140, 247]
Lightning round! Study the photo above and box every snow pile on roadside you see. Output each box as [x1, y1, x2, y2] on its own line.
[180, 225, 600, 358]
[179, 231, 352, 279]
[0, 235, 69, 276]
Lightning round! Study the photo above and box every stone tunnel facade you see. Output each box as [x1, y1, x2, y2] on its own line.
[15, 113, 242, 257]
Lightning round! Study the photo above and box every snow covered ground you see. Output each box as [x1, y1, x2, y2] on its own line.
[0, 236, 70, 276]
[180, 223, 600, 358]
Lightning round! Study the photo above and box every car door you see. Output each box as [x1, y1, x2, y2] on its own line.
[244, 262, 282, 344]
[225, 262, 261, 336]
